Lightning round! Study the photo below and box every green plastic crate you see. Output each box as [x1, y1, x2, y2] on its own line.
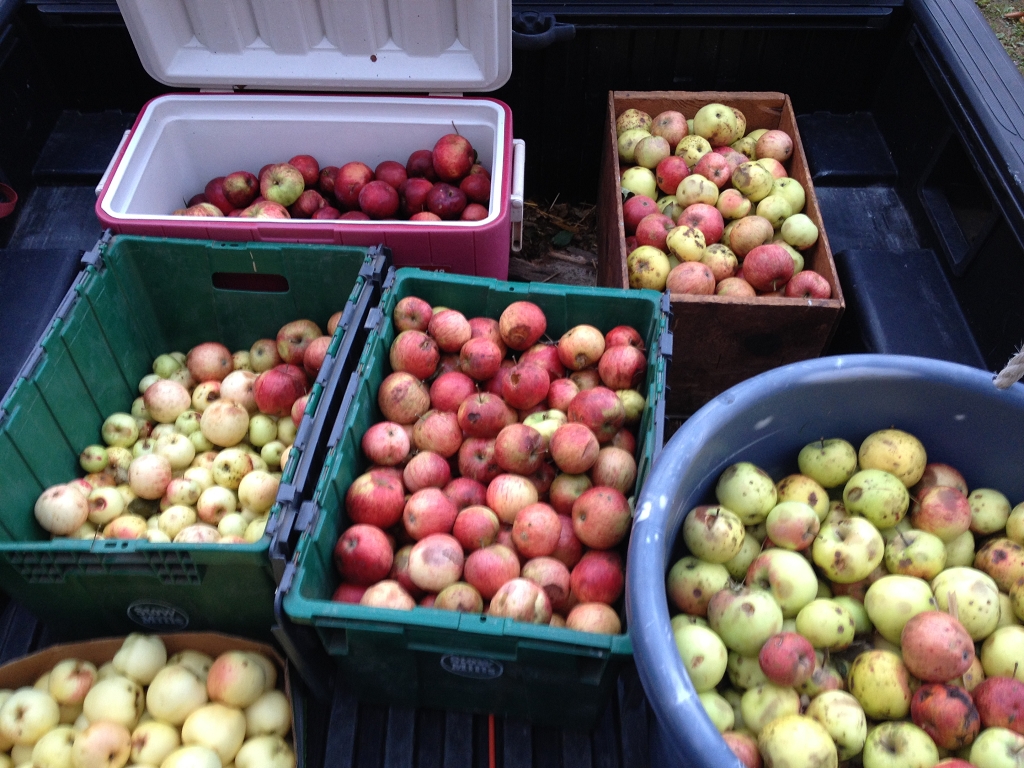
[281, 267, 670, 729]
[0, 234, 384, 639]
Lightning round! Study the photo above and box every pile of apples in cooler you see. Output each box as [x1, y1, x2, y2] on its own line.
[616, 103, 831, 299]
[173, 133, 490, 223]
[32, 315, 341, 546]
[0, 633, 294, 768]
[331, 297, 650, 634]
[669, 426, 1024, 768]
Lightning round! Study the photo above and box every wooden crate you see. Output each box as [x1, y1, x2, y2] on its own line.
[597, 91, 845, 417]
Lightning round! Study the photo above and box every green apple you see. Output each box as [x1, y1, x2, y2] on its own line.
[674, 135, 713, 169]
[862, 721, 939, 768]
[795, 599, 857, 650]
[681, 505, 745, 564]
[693, 103, 741, 146]
[626, 245, 671, 291]
[617, 128, 652, 164]
[775, 473, 830, 521]
[980, 625, 1024, 681]
[758, 714, 838, 768]
[716, 462, 778, 525]
[812, 517, 885, 583]
[884, 528, 947, 580]
[848, 649, 912, 720]
[707, 586, 783, 656]
[970, 726, 1024, 768]
[666, 556, 731, 617]
[843, 469, 910, 529]
[746, 548, 818, 618]
[931, 566, 1000, 640]
[804, 690, 867, 760]
[864, 574, 937, 644]
[832, 596, 872, 635]
[945, 530, 977, 568]
[969, 488, 1013, 535]
[731, 162, 775, 202]
[621, 166, 658, 200]
[724, 534, 762, 580]
[857, 428, 927, 488]
[740, 682, 802, 735]
[727, 650, 770, 690]
[797, 438, 858, 489]
[615, 108, 653, 135]
[755, 195, 793, 229]
[771, 177, 806, 214]
[697, 690, 734, 733]
[673, 624, 727, 693]
[781, 213, 820, 250]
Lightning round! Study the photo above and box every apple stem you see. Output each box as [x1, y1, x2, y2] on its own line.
[899, 532, 910, 546]
[451, 121, 461, 136]
[948, 591, 960, 622]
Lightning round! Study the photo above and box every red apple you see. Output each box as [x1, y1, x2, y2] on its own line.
[428, 309, 472, 353]
[973, 676, 1024, 734]
[486, 473, 540, 525]
[335, 161, 374, 210]
[692, 151, 733, 189]
[622, 195, 658, 235]
[406, 149, 438, 182]
[253, 364, 308, 417]
[742, 244, 795, 292]
[678, 203, 725, 245]
[222, 171, 259, 209]
[666, 261, 716, 295]
[452, 505, 501, 552]
[288, 154, 320, 187]
[345, 469, 405, 528]
[378, 371, 431, 424]
[501, 363, 550, 411]
[239, 200, 290, 218]
[332, 583, 368, 604]
[204, 176, 235, 214]
[571, 486, 631, 549]
[318, 165, 339, 198]
[655, 156, 690, 195]
[403, 487, 459, 540]
[340, 210, 370, 220]
[460, 203, 488, 221]
[277, 318, 323, 366]
[412, 409, 463, 458]
[493, 423, 546, 476]
[187, 342, 233, 383]
[459, 337, 503, 382]
[394, 295, 433, 332]
[567, 386, 626, 443]
[429, 370, 477, 412]
[334, 524, 393, 585]
[426, 182, 468, 220]
[389, 329, 440, 380]
[443, 477, 488, 510]
[910, 683, 980, 750]
[374, 160, 408, 190]
[303, 335, 331, 378]
[459, 173, 491, 205]
[403, 450, 452, 493]
[361, 422, 411, 467]
[758, 632, 816, 687]
[512, 502, 562, 559]
[570, 550, 624, 605]
[457, 392, 516, 439]
[597, 344, 646, 390]
[784, 270, 832, 299]
[457, 437, 501, 485]
[463, 544, 521, 600]
[549, 423, 600, 475]
[432, 134, 475, 182]
[634, 213, 676, 252]
[288, 189, 326, 218]
[358, 180, 400, 219]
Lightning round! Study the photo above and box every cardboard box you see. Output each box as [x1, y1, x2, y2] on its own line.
[0, 632, 295, 760]
[95, 0, 523, 279]
[597, 91, 845, 417]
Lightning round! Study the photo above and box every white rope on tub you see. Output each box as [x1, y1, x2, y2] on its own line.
[994, 345, 1024, 389]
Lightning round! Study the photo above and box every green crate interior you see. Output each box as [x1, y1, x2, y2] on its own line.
[0, 235, 372, 637]
[283, 267, 668, 728]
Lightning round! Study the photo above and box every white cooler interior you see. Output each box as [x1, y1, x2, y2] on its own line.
[101, 94, 507, 224]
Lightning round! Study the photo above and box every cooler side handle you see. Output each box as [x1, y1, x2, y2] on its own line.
[510, 139, 526, 252]
[95, 130, 133, 198]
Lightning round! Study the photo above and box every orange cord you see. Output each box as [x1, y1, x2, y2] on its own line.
[488, 714, 496, 768]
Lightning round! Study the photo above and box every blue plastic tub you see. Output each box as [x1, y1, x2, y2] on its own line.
[626, 354, 1024, 768]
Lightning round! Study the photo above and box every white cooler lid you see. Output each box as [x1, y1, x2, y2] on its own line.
[115, 0, 512, 94]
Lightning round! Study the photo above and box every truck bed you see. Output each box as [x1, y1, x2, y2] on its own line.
[1, 0, 1023, 764]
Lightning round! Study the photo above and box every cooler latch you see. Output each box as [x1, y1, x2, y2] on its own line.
[511, 139, 526, 252]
